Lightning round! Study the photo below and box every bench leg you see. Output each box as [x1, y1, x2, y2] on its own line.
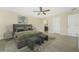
[45, 36, 48, 41]
[27, 41, 35, 50]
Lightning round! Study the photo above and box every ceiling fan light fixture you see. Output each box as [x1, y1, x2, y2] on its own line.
[33, 7, 50, 15]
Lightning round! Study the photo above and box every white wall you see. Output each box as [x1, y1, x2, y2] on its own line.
[52, 16, 60, 33]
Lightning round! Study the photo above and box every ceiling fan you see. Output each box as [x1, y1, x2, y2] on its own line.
[33, 7, 50, 15]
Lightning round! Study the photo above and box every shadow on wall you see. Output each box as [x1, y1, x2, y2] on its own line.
[3, 25, 13, 39]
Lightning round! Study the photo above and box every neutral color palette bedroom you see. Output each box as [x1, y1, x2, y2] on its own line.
[0, 7, 79, 52]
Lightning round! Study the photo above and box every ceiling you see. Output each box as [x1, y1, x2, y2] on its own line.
[0, 7, 78, 17]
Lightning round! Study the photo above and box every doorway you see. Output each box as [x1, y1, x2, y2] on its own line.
[43, 20, 48, 32]
[53, 16, 60, 33]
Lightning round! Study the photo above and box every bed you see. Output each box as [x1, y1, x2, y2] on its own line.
[13, 24, 48, 50]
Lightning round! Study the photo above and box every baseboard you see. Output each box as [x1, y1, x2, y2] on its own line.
[48, 32, 78, 37]
[60, 33, 78, 37]
[60, 33, 77, 37]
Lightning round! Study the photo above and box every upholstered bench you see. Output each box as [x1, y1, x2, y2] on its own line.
[38, 34, 48, 41]
[26, 37, 42, 50]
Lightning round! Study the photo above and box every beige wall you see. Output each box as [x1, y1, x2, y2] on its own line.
[28, 16, 44, 32]
[60, 14, 68, 34]
[0, 10, 45, 40]
[0, 10, 19, 39]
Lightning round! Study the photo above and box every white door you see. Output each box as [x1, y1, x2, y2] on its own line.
[68, 14, 79, 36]
[53, 16, 60, 33]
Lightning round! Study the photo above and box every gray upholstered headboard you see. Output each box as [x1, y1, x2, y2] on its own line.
[12, 24, 33, 38]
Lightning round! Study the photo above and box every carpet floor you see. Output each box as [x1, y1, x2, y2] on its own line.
[0, 33, 78, 52]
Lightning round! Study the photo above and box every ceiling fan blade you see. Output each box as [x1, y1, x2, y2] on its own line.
[38, 13, 40, 15]
[40, 7, 42, 11]
[43, 12, 46, 15]
[33, 11, 40, 12]
[44, 9, 50, 12]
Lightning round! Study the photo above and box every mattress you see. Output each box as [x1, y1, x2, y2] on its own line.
[14, 30, 42, 41]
